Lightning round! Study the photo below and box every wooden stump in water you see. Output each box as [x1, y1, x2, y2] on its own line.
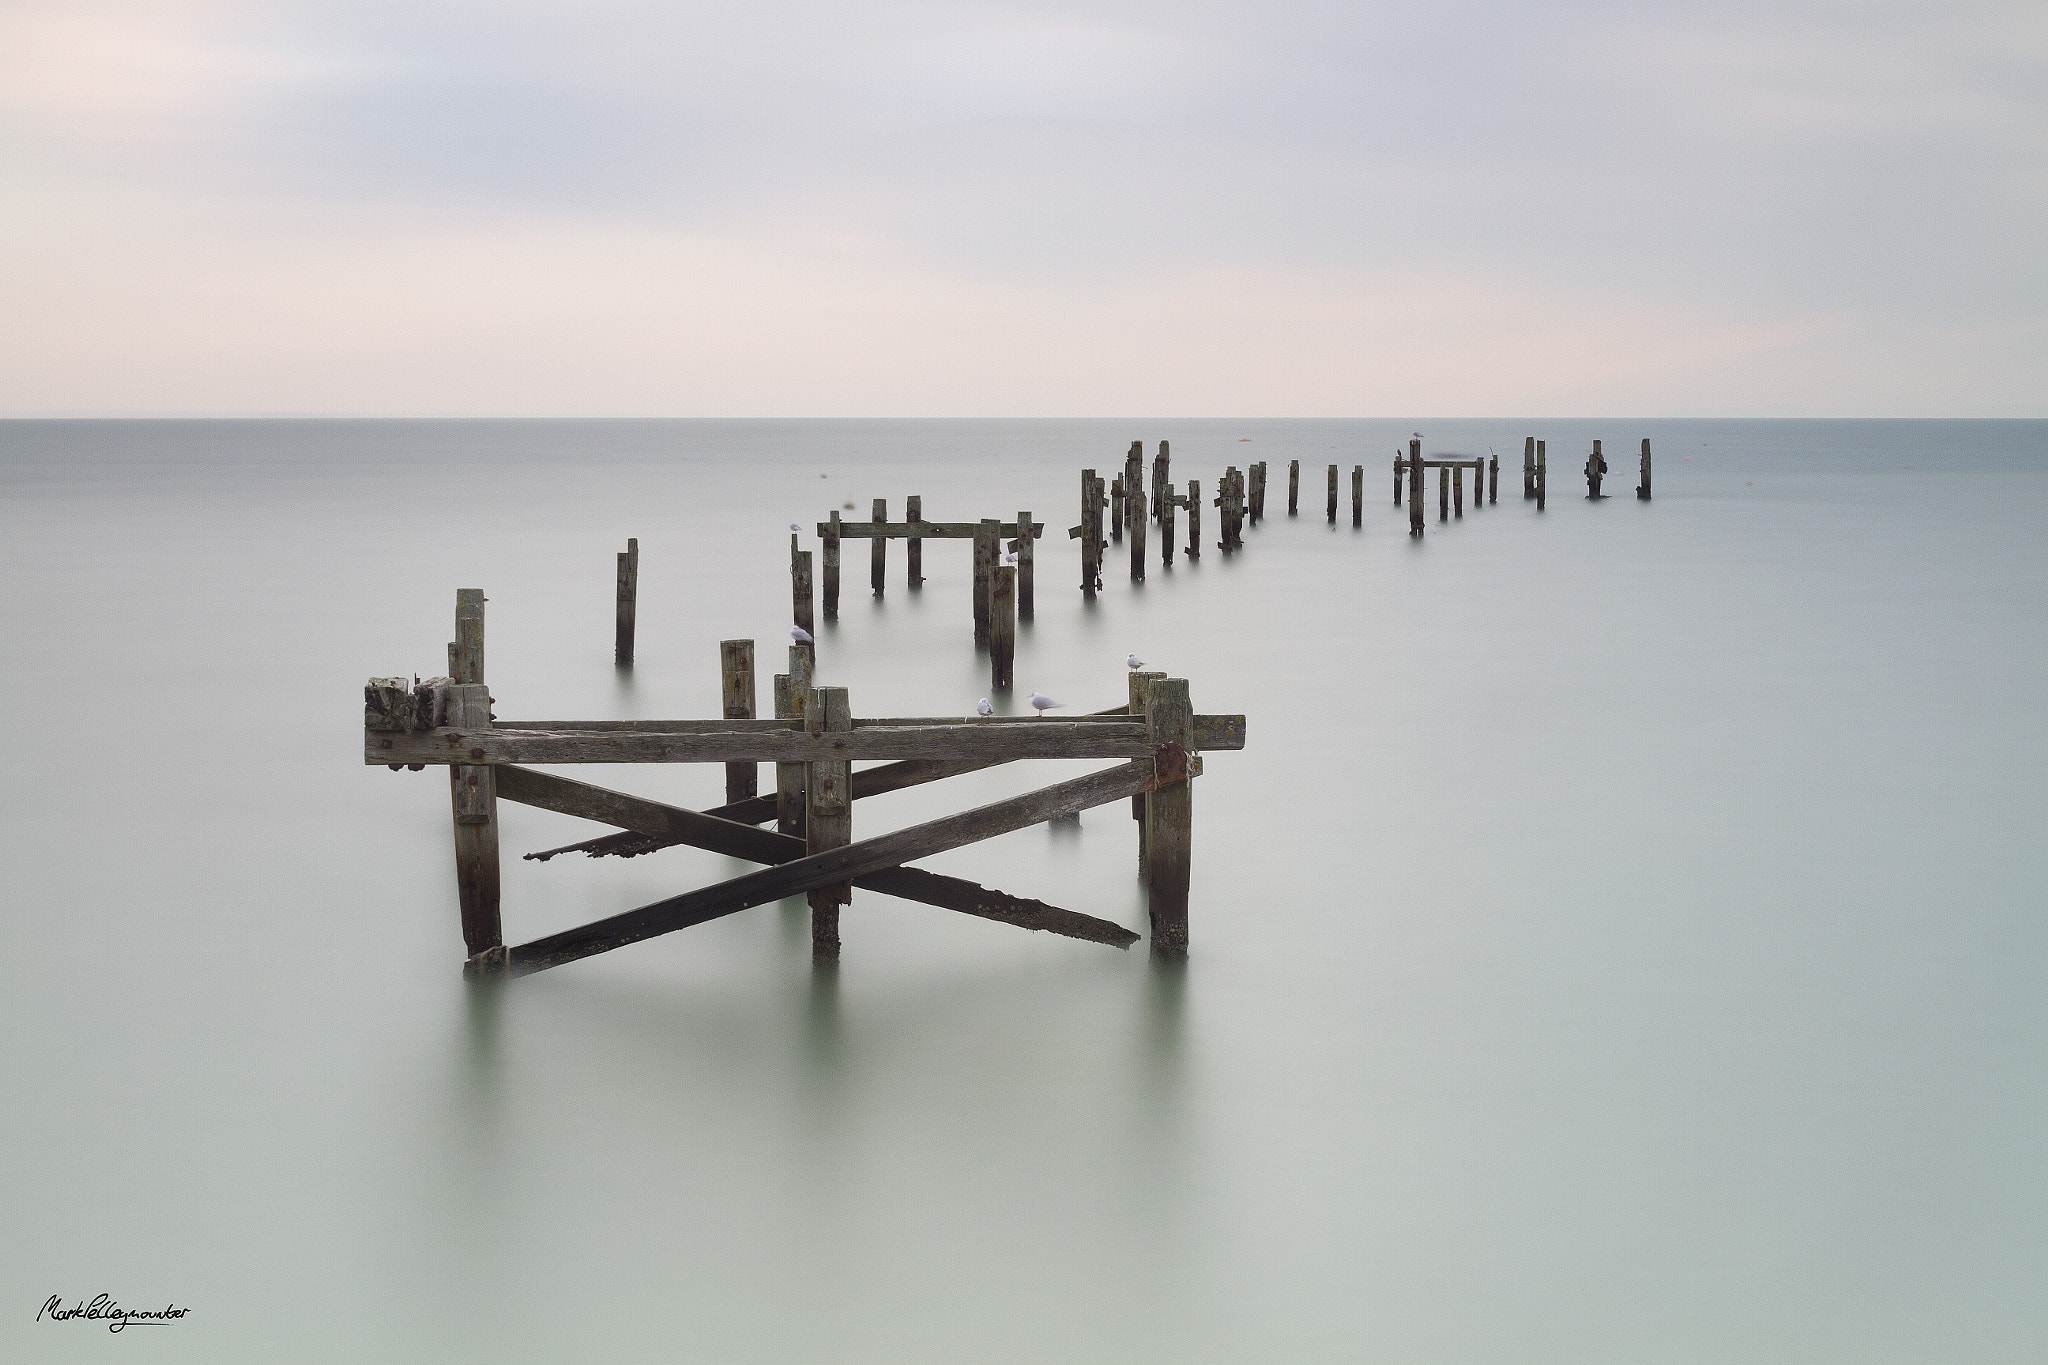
[1326, 464, 1338, 523]
[1523, 436, 1536, 499]
[805, 685, 852, 961]
[990, 566, 1016, 690]
[1454, 465, 1464, 517]
[720, 639, 758, 804]
[1351, 464, 1363, 527]
[1288, 459, 1300, 516]
[1408, 439, 1425, 535]
[790, 537, 815, 670]
[1143, 677, 1194, 959]
[1536, 440, 1547, 511]
[1129, 478, 1147, 580]
[973, 520, 997, 645]
[1394, 455, 1405, 505]
[1439, 465, 1449, 522]
[1185, 479, 1202, 560]
[1014, 510, 1035, 618]
[1160, 482, 1177, 565]
[614, 538, 638, 665]
[1489, 453, 1499, 504]
[1110, 474, 1123, 542]
[823, 511, 841, 619]
[774, 646, 812, 837]
[906, 495, 924, 586]
[870, 499, 887, 596]
[1638, 439, 1652, 500]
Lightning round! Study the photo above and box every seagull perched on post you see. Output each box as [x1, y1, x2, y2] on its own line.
[976, 698, 993, 717]
[790, 624, 813, 645]
[1126, 653, 1144, 670]
[1028, 691, 1062, 715]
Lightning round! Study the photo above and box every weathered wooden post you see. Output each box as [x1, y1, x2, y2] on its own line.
[1439, 465, 1449, 521]
[1151, 441, 1170, 523]
[870, 499, 887, 596]
[790, 535, 815, 669]
[1351, 464, 1363, 526]
[990, 565, 1016, 690]
[1074, 471, 1101, 596]
[1185, 479, 1202, 559]
[973, 519, 997, 645]
[823, 511, 841, 618]
[1454, 464, 1464, 517]
[614, 538, 638, 665]
[1014, 511, 1035, 618]
[1637, 439, 1652, 500]
[1586, 439, 1606, 499]
[1523, 436, 1536, 499]
[1536, 440, 1547, 511]
[1326, 464, 1338, 523]
[906, 495, 924, 586]
[1394, 454, 1405, 505]
[1129, 669, 1164, 867]
[1249, 462, 1266, 522]
[1160, 482, 1178, 565]
[1409, 438, 1425, 535]
[1110, 474, 1123, 542]
[719, 640, 757, 804]
[774, 646, 812, 837]
[448, 588, 503, 975]
[1143, 676, 1193, 958]
[1288, 459, 1300, 516]
[1129, 476, 1147, 581]
[804, 685, 852, 961]
[1488, 453, 1498, 504]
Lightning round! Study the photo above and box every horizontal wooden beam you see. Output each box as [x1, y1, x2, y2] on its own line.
[508, 759, 1172, 975]
[479, 714, 1244, 750]
[497, 767, 1136, 948]
[816, 521, 1045, 540]
[370, 721, 1151, 767]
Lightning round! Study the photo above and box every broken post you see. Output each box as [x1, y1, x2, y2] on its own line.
[906, 495, 924, 586]
[1351, 464, 1363, 527]
[1129, 476, 1147, 581]
[823, 511, 841, 618]
[1249, 462, 1266, 522]
[1160, 482, 1177, 566]
[1394, 454, 1405, 505]
[1638, 439, 1652, 500]
[1409, 439, 1425, 535]
[1014, 511, 1035, 618]
[614, 538, 638, 665]
[1111, 474, 1123, 542]
[990, 564, 1016, 690]
[804, 685, 851, 960]
[1587, 439, 1606, 499]
[1151, 441, 1170, 523]
[1488, 452, 1499, 504]
[1326, 464, 1338, 523]
[1537, 440, 1547, 511]
[1523, 436, 1536, 499]
[1143, 676, 1193, 958]
[871, 499, 887, 596]
[1185, 479, 1201, 560]
[719, 639, 757, 804]
[1289, 459, 1300, 516]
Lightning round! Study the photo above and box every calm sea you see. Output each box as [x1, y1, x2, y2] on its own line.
[2, 419, 2043, 1362]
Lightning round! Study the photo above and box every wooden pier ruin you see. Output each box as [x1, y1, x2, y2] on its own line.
[368, 590, 1246, 978]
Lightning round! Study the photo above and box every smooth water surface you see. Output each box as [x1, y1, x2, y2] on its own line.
[3, 419, 2043, 1362]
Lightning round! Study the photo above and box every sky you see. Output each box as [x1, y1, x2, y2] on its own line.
[1, 0, 2042, 416]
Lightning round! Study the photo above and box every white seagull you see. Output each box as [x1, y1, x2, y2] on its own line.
[790, 624, 813, 645]
[976, 698, 994, 717]
[1028, 692, 1062, 715]
[789, 523, 799, 532]
[1126, 653, 1144, 670]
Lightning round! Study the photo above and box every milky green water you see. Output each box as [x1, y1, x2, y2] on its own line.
[3, 419, 2043, 1363]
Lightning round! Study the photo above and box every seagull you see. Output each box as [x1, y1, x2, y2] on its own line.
[976, 698, 993, 717]
[789, 523, 799, 532]
[791, 624, 813, 645]
[1412, 431, 1424, 438]
[1002, 551, 1017, 565]
[1028, 692, 1062, 715]
[1126, 653, 1144, 670]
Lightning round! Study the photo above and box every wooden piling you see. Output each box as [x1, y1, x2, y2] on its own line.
[614, 538, 638, 665]
[1160, 482, 1177, 565]
[1488, 453, 1499, 504]
[1110, 474, 1123, 542]
[1151, 441, 1170, 523]
[1454, 464, 1464, 517]
[720, 640, 758, 804]
[823, 511, 841, 619]
[1536, 440, 1547, 511]
[1439, 465, 1449, 522]
[906, 495, 924, 586]
[448, 588, 502, 973]
[1394, 455, 1405, 505]
[804, 685, 852, 960]
[774, 646, 812, 837]
[1523, 436, 1536, 499]
[1129, 477, 1147, 581]
[1078, 471, 1101, 595]
[1587, 439, 1605, 499]
[1142, 677, 1193, 958]
[1015, 511, 1035, 618]
[1409, 439, 1425, 535]
[1351, 464, 1363, 527]
[791, 537, 816, 669]
[1185, 479, 1201, 560]
[1129, 670, 1164, 867]
[871, 499, 887, 596]
[1638, 439, 1652, 501]
[1249, 462, 1266, 523]
[1288, 459, 1300, 515]
[990, 566, 1016, 690]
[1326, 464, 1337, 523]
[973, 519, 997, 645]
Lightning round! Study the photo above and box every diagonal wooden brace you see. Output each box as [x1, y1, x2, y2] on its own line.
[507, 757, 1188, 976]
[495, 767, 1139, 951]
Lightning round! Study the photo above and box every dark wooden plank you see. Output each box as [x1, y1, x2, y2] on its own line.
[813, 521, 1045, 539]
[508, 758, 1172, 975]
[369, 721, 1153, 766]
[503, 767, 1135, 947]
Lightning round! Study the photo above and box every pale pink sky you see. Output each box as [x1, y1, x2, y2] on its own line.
[3, 0, 2042, 416]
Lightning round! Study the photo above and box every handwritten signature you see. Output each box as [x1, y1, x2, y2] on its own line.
[38, 1295, 190, 1332]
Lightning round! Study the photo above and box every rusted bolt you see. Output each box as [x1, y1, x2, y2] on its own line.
[469, 748, 485, 760]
